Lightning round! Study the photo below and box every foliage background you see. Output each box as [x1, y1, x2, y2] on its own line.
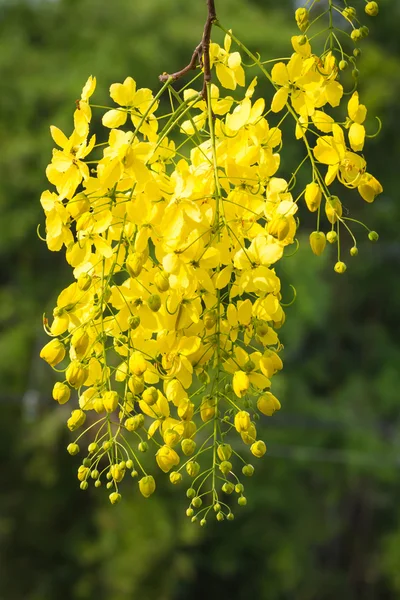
[1, 0, 400, 598]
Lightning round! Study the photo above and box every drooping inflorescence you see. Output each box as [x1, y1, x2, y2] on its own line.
[39, 0, 382, 522]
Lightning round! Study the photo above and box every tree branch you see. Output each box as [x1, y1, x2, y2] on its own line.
[159, 0, 217, 100]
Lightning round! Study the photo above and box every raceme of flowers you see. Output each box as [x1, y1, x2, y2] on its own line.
[39, 0, 382, 523]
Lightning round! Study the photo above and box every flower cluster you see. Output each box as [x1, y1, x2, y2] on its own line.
[39, 0, 383, 522]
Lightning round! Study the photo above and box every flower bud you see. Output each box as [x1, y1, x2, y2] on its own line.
[67, 409, 86, 431]
[232, 371, 250, 398]
[126, 252, 144, 278]
[222, 482, 234, 494]
[325, 197, 342, 224]
[240, 422, 257, 445]
[110, 464, 125, 482]
[309, 231, 326, 256]
[186, 461, 200, 477]
[71, 329, 90, 358]
[200, 396, 216, 422]
[139, 475, 156, 498]
[217, 443, 232, 461]
[242, 464, 254, 477]
[350, 246, 358, 257]
[66, 360, 88, 388]
[339, 60, 348, 71]
[351, 29, 362, 42]
[147, 294, 161, 312]
[238, 496, 247, 506]
[216, 511, 225, 522]
[169, 471, 182, 485]
[109, 492, 121, 505]
[257, 392, 281, 416]
[234, 410, 251, 433]
[129, 351, 147, 376]
[219, 461, 232, 475]
[181, 438, 196, 456]
[295, 7, 309, 31]
[368, 231, 379, 242]
[365, 1, 378, 16]
[251, 440, 267, 458]
[128, 315, 141, 330]
[125, 415, 144, 431]
[268, 215, 290, 241]
[177, 399, 194, 421]
[77, 465, 89, 481]
[88, 442, 98, 454]
[154, 270, 170, 292]
[156, 445, 180, 473]
[334, 261, 347, 274]
[67, 442, 80, 455]
[235, 483, 244, 493]
[128, 375, 145, 395]
[138, 441, 148, 452]
[203, 311, 217, 330]
[343, 6, 356, 20]
[360, 26, 369, 38]
[192, 496, 202, 508]
[40, 338, 66, 366]
[102, 391, 118, 413]
[77, 273, 92, 291]
[163, 428, 181, 447]
[142, 386, 158, 405]
[80, 481, 88, 490]
[52, 382, 71, 404]
[327, 231, 338, 244]
[304, 182, 322, 212]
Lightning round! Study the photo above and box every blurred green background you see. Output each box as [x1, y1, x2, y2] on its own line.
[1, 0, 400, 598]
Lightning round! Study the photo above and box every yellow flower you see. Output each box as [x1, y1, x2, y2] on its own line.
[232, 370, 250, 398]
[251, 440, 267, 458]
[66, 360, 88, 389]
[346, 92, 367, 152]
[103, 391, 119, 413]
[257, 392, 281, 416]
[234, 410, 251, 433]
[210, 32, 245, 90]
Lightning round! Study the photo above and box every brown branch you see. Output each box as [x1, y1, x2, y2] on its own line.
[159, 0, 217, 100]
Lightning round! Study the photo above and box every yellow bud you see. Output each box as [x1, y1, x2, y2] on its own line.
[147, 294, 161, 312]
[217, 443, 232, 461]
[129, 351, 147, 376]
[154, 270, 170, 292]
[182, 420, 197, 439]
[181, 438, 196, 456]
[177, 399, 194, 421]
[325, 197, 342, 224]
[334, 261, 347, 274]
[295, 7, 309, 30]
[52, 382, 70, 404]
[327, 231, 338, 244]
[93, 397, 105, 413]
[70, 329, 90, 359]
[109, 492, 121, 504]
[233, 371, 250, 398]
[219, 460, 232, 475]
[67, 409, 86, 431]
[169, 471, 182, 484]
[126, 252, 144, 278]
[110, 464, 125, 482]
[77, 273, 92, 291]
[309, 231, 326, 256]
[257, 392, 281, 416]
[128, 375, 145, 395]
[251, 440, 267, 458]
[77, 465, 89, 481]
[203, 310, 217, 330]
[343, 6, 356, 20]
[200, 396, 216, 422]
[128, 315, 141, 330]
[241, 422, 257, 445]
[66, 360, 88, 389]
[365, 1, 378, 16]
[125, 414, 144, 432]
[163, 428, 181, 447]
[305, 182, 322, 212]
[186, 461, 200, 477]
[351, 29, 362, 42]
[139, 475, 156, 498]
[40, 339, 65, 366]
[103, 391, 119, 413]
[234, 410, 251, 433]
[142, 386, 159, 406]
[156, 445, 180, 473]
[268, 215, 290, 241]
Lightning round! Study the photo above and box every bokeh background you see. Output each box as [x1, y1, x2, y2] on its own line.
[1, 0, 400, 598]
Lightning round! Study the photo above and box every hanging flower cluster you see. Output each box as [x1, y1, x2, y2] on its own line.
[39, 0, 383, 522]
